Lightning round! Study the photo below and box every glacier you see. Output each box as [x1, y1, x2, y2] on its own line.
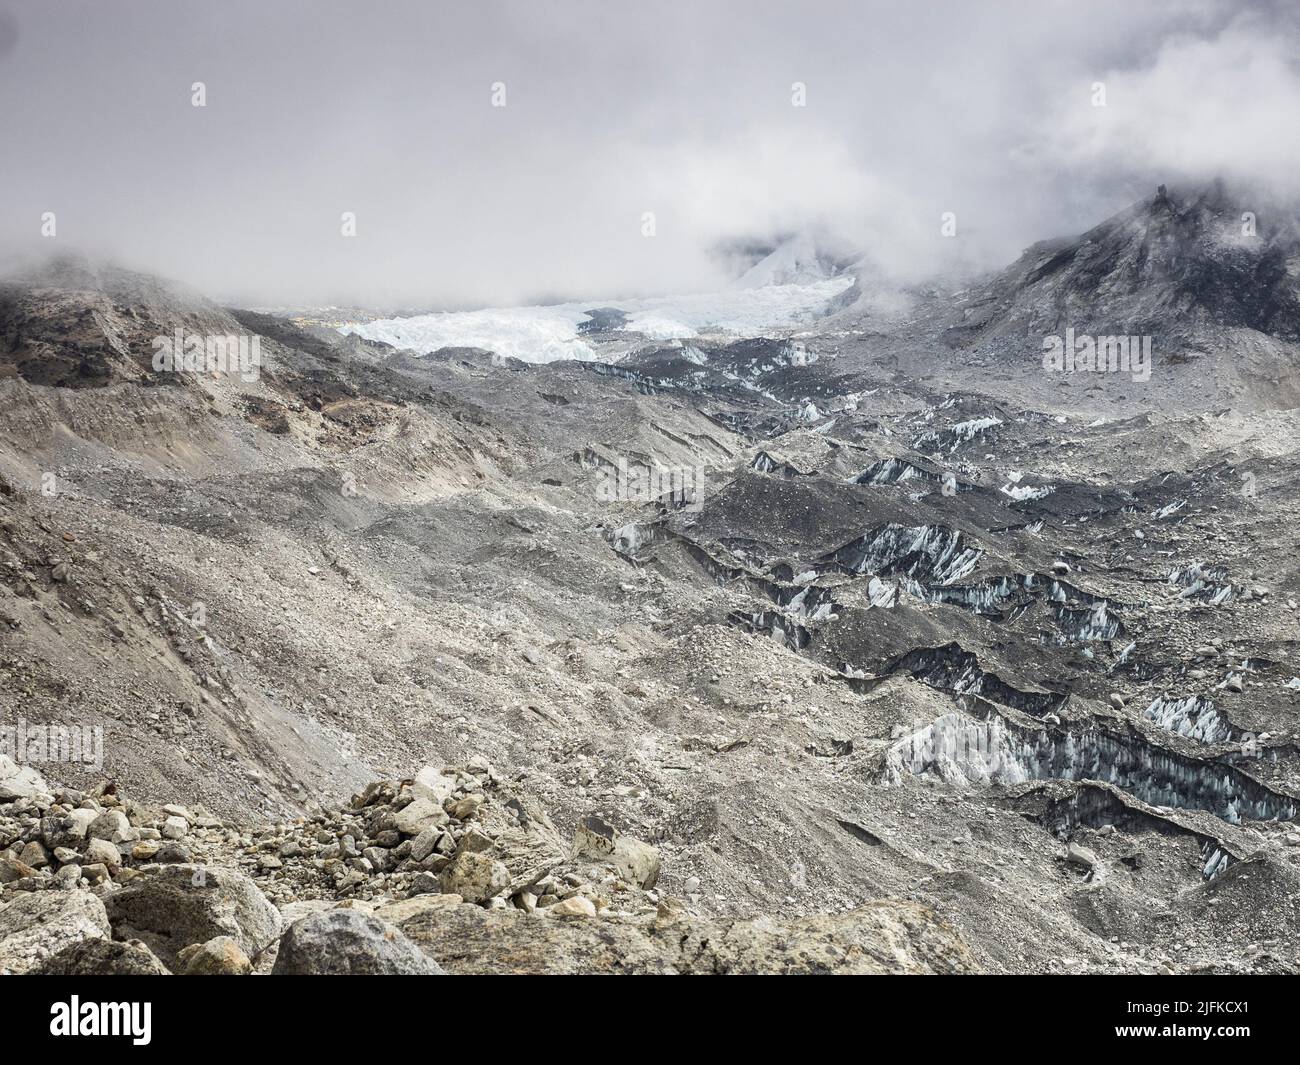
[336, 278, 854, 364]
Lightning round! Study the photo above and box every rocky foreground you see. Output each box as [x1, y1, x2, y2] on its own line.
[0, 756, 974, 975]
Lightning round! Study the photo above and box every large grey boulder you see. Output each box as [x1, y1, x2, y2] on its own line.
[32, 938, 171, 975]
[392, 797, 448, 836]
[573, 815, 660, 888]
[440, 850, 509, 904]
[40, 810, 95, 849]
[87, 809, 133, 843]
[412, 765, 456, 806]
[271, 910, 444, 975]
[0, 755, 47, 802]
[103, 864, 280, 970]
[0, 889, 110, 975]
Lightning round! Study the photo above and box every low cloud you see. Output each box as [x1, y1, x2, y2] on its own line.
[0, 0, 1294, 307]
[1028, 12, 1300, 197]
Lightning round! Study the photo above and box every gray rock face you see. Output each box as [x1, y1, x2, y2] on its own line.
[31, 938, 171, 975]
[0, 756, 47, 802]
[943, 184, 1300, 347]
[573, 815, 661, 889]
[87, 809, 132, 843]
[440, 850, 509, 904]
[103, 864, 281, 971]
[0, 889, 111, 975]
[392, 797, 449, 837]
[412, 765, 457, 806]
[40, 811, 91, 849]
[271, 910, 444, 975]
[394, 898, 976, 975]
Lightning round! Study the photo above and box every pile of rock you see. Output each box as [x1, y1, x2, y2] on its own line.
[2, 756, 662, 913]
[1, 779, 212, 894]
[0, 756, 672, 973]
[1, 756, 976, 975]
[181, 756, 665, 916]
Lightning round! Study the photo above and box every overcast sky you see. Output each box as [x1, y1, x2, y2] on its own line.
[1, 0, 1297, 308]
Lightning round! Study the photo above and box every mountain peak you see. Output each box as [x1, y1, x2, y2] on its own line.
[732, 235, 837, 289]
[946, 181, 1300, 346]
[0, 252, 238, 387]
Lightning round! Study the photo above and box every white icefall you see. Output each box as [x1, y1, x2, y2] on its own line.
[337, 278, 853, 364]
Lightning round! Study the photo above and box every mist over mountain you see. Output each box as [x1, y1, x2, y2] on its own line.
[3, 0, 1300, 307]
[939, 180, 1300, 347]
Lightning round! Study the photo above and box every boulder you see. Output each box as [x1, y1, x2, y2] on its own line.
[0, 857, 39, 884]
[407, 871, 442, 896]
[161, 816, 189, 840]
[88, 809, 132, 843]
[392, 797, 449, 837]
[32, 938, 171, 975]
[84, 837, 122, 868]
[104, 864, 281, 970]
[374, 894, 463, 924]
[1066, 842, 1101, 872]
[0, 889, 110, 975]
[276, 899, 344, 927]
[271, 910, 443, 975]
[179, 936, 251, 975]
[573, 815, 660, 888]
[0, 755, 46, 801]
[546, 895, 597, 917]
[82, 862, 111, 884]
[409, 826, 441, 862]
[40, 811, 92, 849]
[18, 840, 49, 868]
[154, 842, 192, 864]
[412, 765, 456, 806]
[440, 850, 509, 904]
